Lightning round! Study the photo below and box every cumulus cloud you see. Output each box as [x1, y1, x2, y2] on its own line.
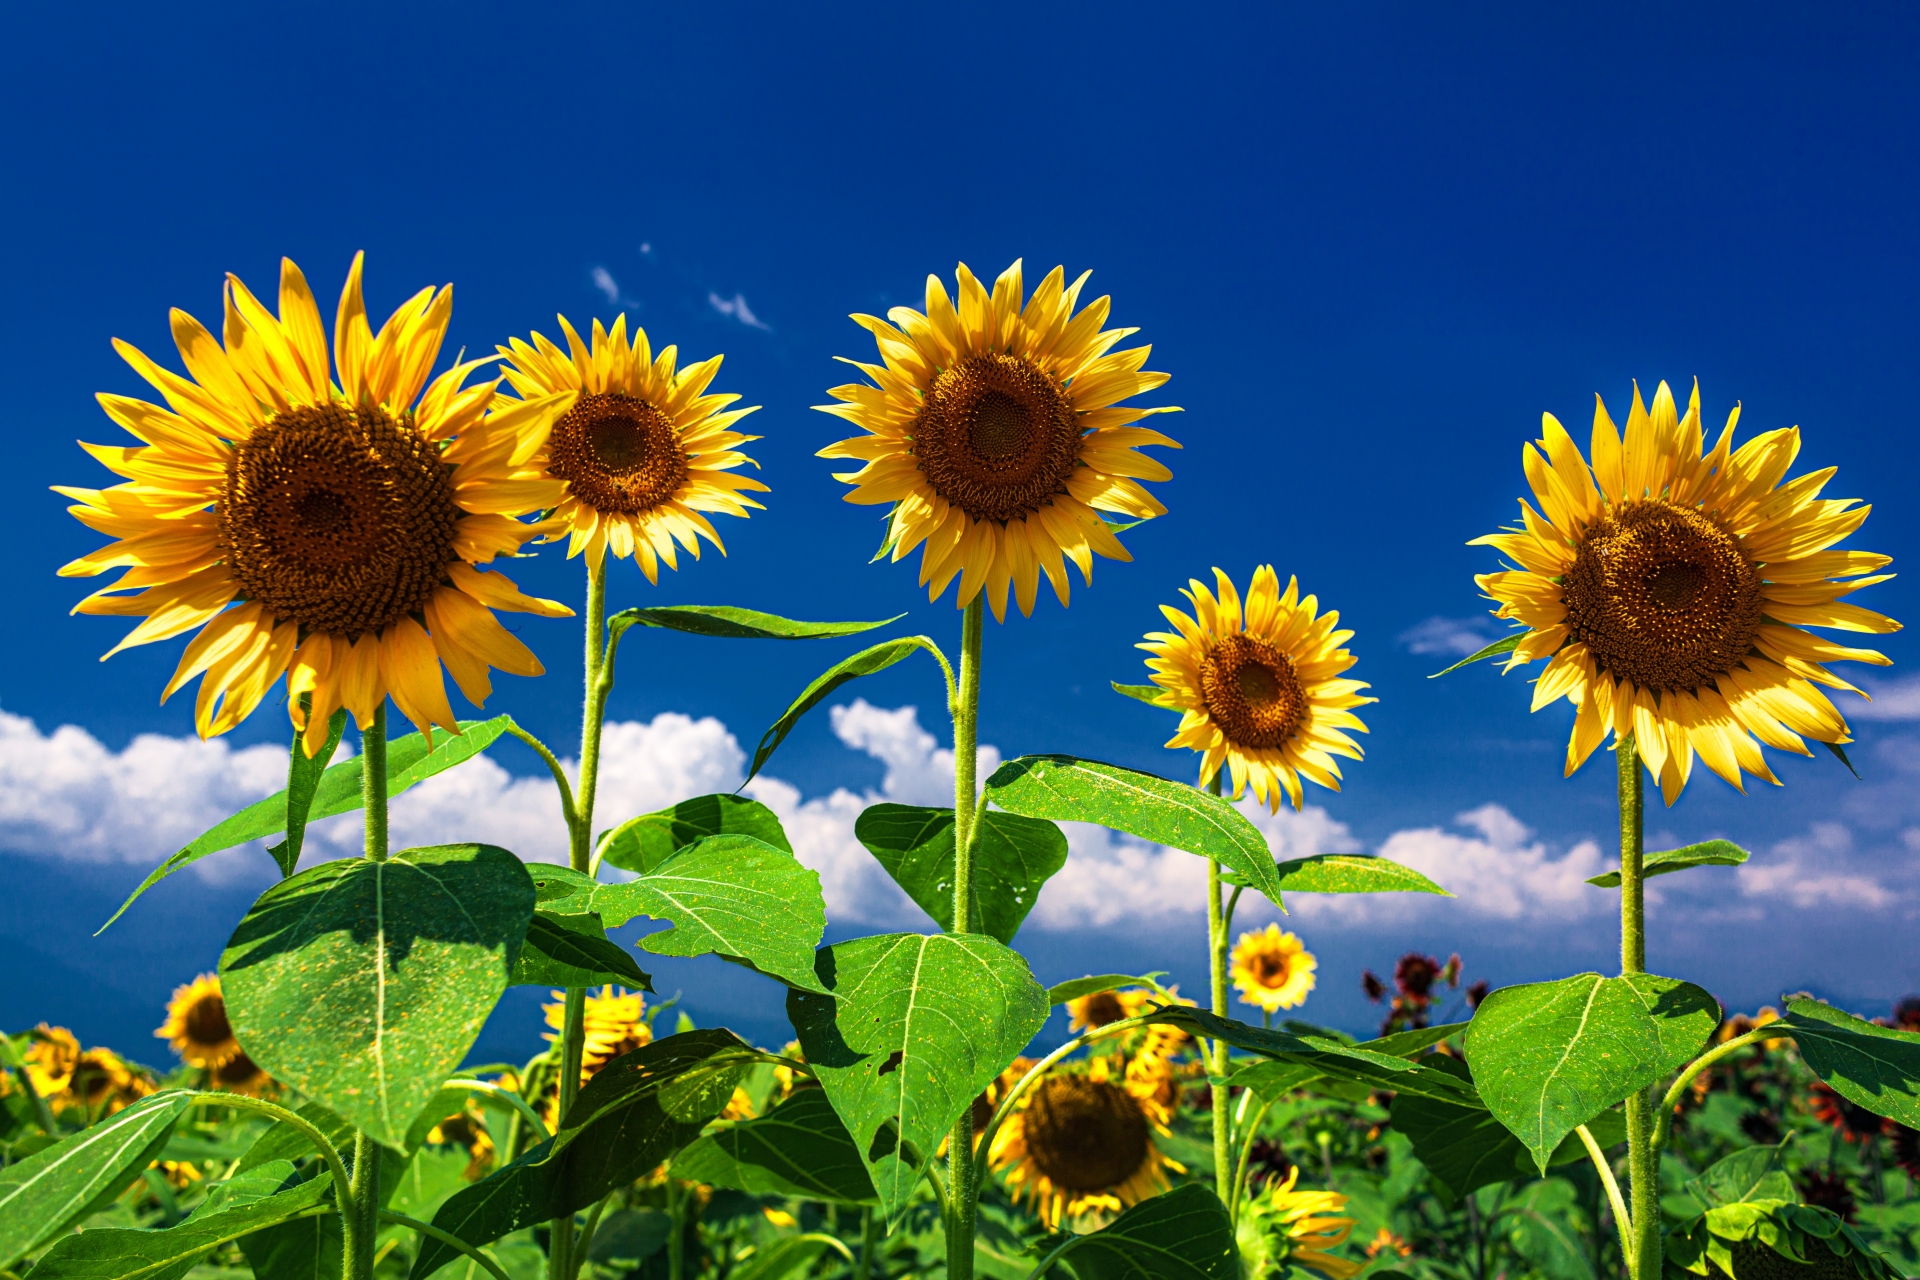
[1398, 616, 1503, 658]
[708, 291, 770, 331]
[1853, 673, 1920, 722]
[1736, 822, 1897, 910]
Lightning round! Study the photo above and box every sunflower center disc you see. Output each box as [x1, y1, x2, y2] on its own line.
[1249, 952, 1292, 986]
[1562, 499, 1763, 693]
[549, 391, 689, 516]
[914, 354, 1081, 523]
[221, 402, 461, 637]
[1022, 1076, 1150, 1192]
[1078, 992, 1126, 1028]
[1200, 634, 1308, 749]
[184, 997, 232, 1046]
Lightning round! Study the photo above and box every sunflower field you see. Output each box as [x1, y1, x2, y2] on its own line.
[2, 254, 1914, 1280]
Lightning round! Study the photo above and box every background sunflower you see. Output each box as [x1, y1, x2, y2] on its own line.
[155, 972, 240, 1069]
[988, 1054, 1180, 1228]
[1231, 924, 1319, 1013]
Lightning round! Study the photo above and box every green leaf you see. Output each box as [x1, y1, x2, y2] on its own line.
[412, 1031, 750, 1279]
[746, 637, 942, 783]
[1272, 854, 1451, 896]
[1428, 633, 1522, 678]
[607, 604, 902, 641]
[508, 915, 653, 991]
[1504, 1178, 1596, 1280]
[0, 1090, 193, 1263]
[1046, 974, 1170, 1006]
[526, 864, 599, 915]
[982, 756, 1286, 909]
[1361, 1022, 1472, 1058]
[220, 843, 536, 1149]
[1148, 1006, 1479, 1105]
[1685, 1144, 1797, 1208]
[1780, 997, 1920, 1127]
[587, 836, 828, 993]
[786, 932, 1050, 1219]
[1826, 741, 1861, 778]
[1393, 1091, 1628, 1198]
[240, 1209, 343, 1280]
[728, 1234, 854, 1280]
[598, 794, 792, 875]
[853, 804, 1068, 944]
[26, 1160, 334, 1279]
[1464, 973, 1719, 1172]
[1110, 681, 1173, 708]
[586, 1208, 670, 1265]
[100, 715, 515, 932]
[672, 1088, 876, 1203]
[1043, 1183, 1236, 1280]
[268, 706, 348, 878]
[1585, 840, 1752, 888]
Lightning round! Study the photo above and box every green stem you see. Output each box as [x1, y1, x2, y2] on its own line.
[182, 1092, 353, 1212]
[1230, 1097, 1277, 1216]
[667, 1177, 686, 1280]
[1652, 1028, 1772, 1153]
[362, 705, 388, 863]
[0, 1037, 57, 1136]
[857, 1204, 877, 1280]
[1206, 854, 1233, 1204]
[1576, 1122, 1634, 1272]
[947, 595, 985, 1280]
[572, 1195, 613, 1280]
[1617, 736, 1657, 1280]
[380, 1210, 514, 1280]
[343, 706, 391, 1280]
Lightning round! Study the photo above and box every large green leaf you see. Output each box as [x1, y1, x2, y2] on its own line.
[220, 843, 536, 1149]
[1504, 1178, 1596, 1280]
[853, 803, 1068, 943]
[508, 915, 653, 991]
[1684, 1144, 1797, 1209]
[1151, 1007, 1478, 1105]
[1392, 1085, 1628, 1197]
[1271, 854, 1450, 896]
[1780, 997, 1920, 1127]
[982, 756, 1286, 909]
[412, 1031, 750, 1278]
[26, 1160, 333, 1279]
[587, 835, 828, 993]
[101, 716, 515, 931]
[268, 706, 348, 878]
[240, 1209, 343, 1280]
[1585, 840, 1751, 888]
[672, 1088, 875, 1203]
[746, 637, 943, 783]
[607, 605, 901, 641]
[598, 794, 792, 875]
[786, 932, 1050, 1219]
[1044, 1184, 1237, 1280]
[1464, 973, 1718, 1171]
[0, 1090, 193, 1263]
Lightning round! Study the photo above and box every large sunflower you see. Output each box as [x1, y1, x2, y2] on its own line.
[58, 254, 573, 752]
[1140, 566, 1374, 812]
[988, 1054, 1180, 1228]
[155, 973, 241, 1069]
[1473, 381, 1899, 805]
[493, 316, 767, 578]
[817, 260, 1180, 621]
[1231, 924, 1318, 1013]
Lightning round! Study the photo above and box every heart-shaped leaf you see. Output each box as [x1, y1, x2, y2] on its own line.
[1041, 1183, 1237, 1280]
[1392, 1082, 1628, 1197]
[786, 932, 1050, 1219]
[672, 1088, 875, 1203]
[607, 605, 901, 641]
[1271, 854, 1450, 896]
[220, 843, 536, 1149]
[0, 1090, 193, 1262]
[1686, 1144, 1797, 1209]
[509, 915, 654, 991]
[1585, 839, 1751, 888]
[1781, 997, 1920, 1127]
[853, 804, 1068, 943]
[982, 755, 1286, 909]
[599, 794, 792, 875]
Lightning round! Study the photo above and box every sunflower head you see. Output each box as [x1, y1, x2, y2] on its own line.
[24, 1025, 80, 1097]
[58, 253, 573, 752]
[67, 1048, 154, 1115]
[1141, 566, 1374, 812]
[155, 973, 241, 1069]
[988, 1056, 1180, 1229]
[1236, 1167, 1363, 1280]
[1066, 986, 1154, 1033]
[1473, 380, 1900, 805]
[493, 315, 767, 579]
[1231, 925, 1319, 1013]
[817, 260, 1180, 622]
[210, 1051, 275, 1097]
[543, 985, 652, 1080]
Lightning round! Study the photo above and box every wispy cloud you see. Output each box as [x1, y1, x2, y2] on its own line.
[708, 291, 771, 331]
[1398, 615, 1501, 658]
[591, 266, 622, 305]
[1853, 673, 1920, 722]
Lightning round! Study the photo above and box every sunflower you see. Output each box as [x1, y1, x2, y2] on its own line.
[210, 1051, 275, 1097]
[1141, 566, 1374, 812]
[817, 260, 1180, 621]
[1809, 1083, 1887, 1144]
[1472, 380, 1900, 805]
[543, 985, 652, 1080]
[492, 316, 766, 578]
[1231, 925, 1319, 1013]
[1067, 986, 1155, 1034]
[57, 254, 574, 753]
[66, 1048, 154, 1116]
[988, 1054, 1180, 1228]
[1366, 1228, 1414, 1260]
[428, 1108, 498, 1181]
[155, 973, 241, 1069]
[24, 1025, 80, 1097]
[1236, 1167, 1363, 1280]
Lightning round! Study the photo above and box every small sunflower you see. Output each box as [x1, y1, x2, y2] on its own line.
[1067, 986, 1155, 1034]
[1231, 925, 1318, 1013]
[818, 260, 1180, 621]
[1473, 380, 1900, 805]
[988, 1055, 1180, 1228]
[493, 316, 766, 578]
[58, 254, 573, 753]
[1365, 1228, 1414, 1260]
[1141, 566, 1374, 812]
[24, 1025, 80, 1097]
[428, 1108, 497, 1181]
[543, 985, 652, 1079]
[155, 973, 241, 1069]
[67, 1048, 154, 1116]
[1236, 1167, 1363, 1280]
[210, 1051, 275, 1097]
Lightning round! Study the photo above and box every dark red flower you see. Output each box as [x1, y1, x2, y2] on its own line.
[1891, 996, 1920, 1033]
[1798, 1171, 1857, 1221]
[1809, 1084, 1887, 1143]
[1362, 971, 1387, 1003]
[1394, 954, 1442, 1003]
[1466, 980, 1490, 1010]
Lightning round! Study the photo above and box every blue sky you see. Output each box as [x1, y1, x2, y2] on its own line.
[2, 3, 1915, 1062]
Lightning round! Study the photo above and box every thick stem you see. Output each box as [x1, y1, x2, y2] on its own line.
[1618, 736, 1658, 1280]
[342, 1130, 382, 1280]
[947, 596, 985, 1280]
[362, 706, 389, 863]
[1207, 856, 1233, 1203]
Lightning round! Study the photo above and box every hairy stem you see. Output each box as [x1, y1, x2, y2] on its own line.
[341, 706, 392, 1280]
[362, 706, 388, 863]
[381, 1210, 515, 1280]
[1577, 1122, 1634, 1272]
[1617, 736, 1658, 1280]
[1207, 854, 1233, 1204]
[947, 596, 985, 1280]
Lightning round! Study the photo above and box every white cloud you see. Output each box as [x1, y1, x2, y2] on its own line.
[1736, 822, 1897, 910]
[708, 291, 770, 331]
[591, 266, 621, 305]
[1853, 673, 1920, 722]
[1398, 615, 1502, 658]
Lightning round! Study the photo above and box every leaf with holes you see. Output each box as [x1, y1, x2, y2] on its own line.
[1780, 997, 1920, 1127]
[219, 843, 535, 1149]
[853, 804, 1068, 943]
[508, 915, 653, 991]
[786, 932, 1049, 1220]
[599, 794, 792, 875]
[0, 1090, 194, 1263]
[673, 1088, 875, 1203]
[608, 605, 901, 641]
[983, 755, 1286, 909]
[1043, 1183, 1237, 1280]
[1585, 840, 1751, 888]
